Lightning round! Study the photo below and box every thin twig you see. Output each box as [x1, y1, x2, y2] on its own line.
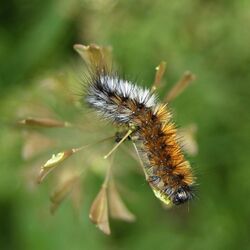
[151, 61, 167, 92]
[165, 71, 196, 102]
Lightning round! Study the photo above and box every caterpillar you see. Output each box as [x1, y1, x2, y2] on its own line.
[84, 70, 195, 206]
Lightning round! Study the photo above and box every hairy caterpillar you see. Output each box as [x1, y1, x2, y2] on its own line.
[83, 70, 195, 206]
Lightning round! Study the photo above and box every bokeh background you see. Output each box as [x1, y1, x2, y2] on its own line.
[1, 0, 250, 249]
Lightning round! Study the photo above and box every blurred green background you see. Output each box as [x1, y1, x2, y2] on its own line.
[1, 0, 250, 249]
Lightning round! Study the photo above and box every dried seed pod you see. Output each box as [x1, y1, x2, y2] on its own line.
[89, 186, 111, 235]
[108, 180, 135, 222]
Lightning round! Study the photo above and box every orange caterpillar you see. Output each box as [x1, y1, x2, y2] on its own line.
[84, 69, 196, 206]
[132, 104, 194, 205]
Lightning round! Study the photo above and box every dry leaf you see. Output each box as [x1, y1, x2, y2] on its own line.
[21, 160, 43, 192]
[16, 102, 56, 119]
[18, 117, 71, 128]
[70, 178, 82, 217]
[165, 71, 196, 102]
[178, 124, 198, 156]
[37, 149, 76, 183]
[89, 186, 111, 235]
[50, 175, 79, 214]
[22, 132, 56, 160]
[73, 44, 112, 71]
[108, 181, 135, 222]
[152, 61, 167, 91]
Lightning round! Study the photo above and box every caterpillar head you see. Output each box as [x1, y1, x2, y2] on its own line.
[148, 177, 195, 206]
[171, 186, 194, 205]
